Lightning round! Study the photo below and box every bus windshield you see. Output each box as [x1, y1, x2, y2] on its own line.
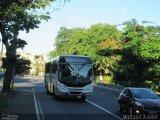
[59, 63, 93, 86]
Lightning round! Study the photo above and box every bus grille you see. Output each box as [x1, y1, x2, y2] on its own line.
[69, 92, 82, 95]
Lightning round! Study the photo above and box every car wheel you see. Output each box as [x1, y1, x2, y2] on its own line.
[119, 103, 123, 112]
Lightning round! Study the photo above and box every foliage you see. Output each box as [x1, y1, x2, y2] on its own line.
[95, 75, 113, 84]
[0, 0, 69, 93]
[50, 24, 122, 76]
[34, 55, 44, 76]
[115, 19, 160, 86]
[15, 58, 31, 75]
[50, 19, 160, 88]
[2, 58, 31, 75]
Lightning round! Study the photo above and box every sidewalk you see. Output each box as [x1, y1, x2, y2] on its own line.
[4, 91, 36, 120]
[0, 78, 37, 120]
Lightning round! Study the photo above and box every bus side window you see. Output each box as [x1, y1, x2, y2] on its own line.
[45, 63, 49, 73]
[52, 62, 57, 73]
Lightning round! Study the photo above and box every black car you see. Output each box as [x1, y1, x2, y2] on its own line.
[118, 87, 160, 115]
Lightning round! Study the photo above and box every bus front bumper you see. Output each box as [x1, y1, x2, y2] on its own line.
[57, 84, 93, 96]
[57, 89, 92, 96]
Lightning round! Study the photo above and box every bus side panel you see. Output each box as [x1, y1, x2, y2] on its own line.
[50, 62, 58, 94]
[44, 62, 52, 93]
[50, 72, 56, 93]
[54, 72, 58, 94]
[48, 73, 51, 88]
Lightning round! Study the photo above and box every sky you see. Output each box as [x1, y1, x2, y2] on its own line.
[18, 0, 160, 55]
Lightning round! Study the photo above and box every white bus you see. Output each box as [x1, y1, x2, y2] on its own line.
[44, 55, 94, 100]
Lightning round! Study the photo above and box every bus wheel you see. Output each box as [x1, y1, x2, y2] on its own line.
[46, 85, 50, 94]
[52, 86, 55, 95]
[81, 95, 86, 101]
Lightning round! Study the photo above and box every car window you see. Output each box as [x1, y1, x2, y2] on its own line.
[132, 89, 158, 99]
[132, 90, 141, 98]
[123, 89, 130, 97]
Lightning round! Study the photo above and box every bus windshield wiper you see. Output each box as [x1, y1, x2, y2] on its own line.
[78, 63, 86, 73]
[75, 63, 86, 77]
[66, 62, 74, 71]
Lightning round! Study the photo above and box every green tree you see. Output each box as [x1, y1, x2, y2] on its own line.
[116, 19, 160, 86]
[50, 24, 122, 76]
[2, 58, 31, 75]
[16, 59, 31, 75]
[34, 55, 44, 76]
[50, 27, 87, 56]
[50, 20, 160, 87]
[0, 0, 68, 93]
[87, 24, 122, 75]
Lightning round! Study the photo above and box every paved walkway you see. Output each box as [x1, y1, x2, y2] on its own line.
[0, 77, 36, 120]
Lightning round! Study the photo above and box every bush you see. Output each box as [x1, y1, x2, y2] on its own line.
[95, 75, 113, 84]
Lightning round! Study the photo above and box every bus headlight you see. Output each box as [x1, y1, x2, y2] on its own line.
[57, 83, 68, 91]
[83, 85, 93, 91]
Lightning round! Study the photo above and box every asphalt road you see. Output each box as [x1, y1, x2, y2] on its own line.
[13, 77, 124, 120]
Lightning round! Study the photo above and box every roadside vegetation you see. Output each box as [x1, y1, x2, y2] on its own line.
[50, 19, 160, 92]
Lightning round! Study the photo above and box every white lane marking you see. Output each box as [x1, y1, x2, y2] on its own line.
[25, 79, 45, 120]
[33, 89, 41, 120]
[36, 92, 45, 120]
[95, 85, 122, 92]
[32, 89, 45, 120]
[86, 100, 123, 120]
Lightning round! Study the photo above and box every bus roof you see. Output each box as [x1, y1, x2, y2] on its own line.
[45, 55, 92, 64]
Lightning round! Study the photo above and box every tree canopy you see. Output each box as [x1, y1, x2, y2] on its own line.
[50, 19, 160, 88]
[0, 0, 69, 93]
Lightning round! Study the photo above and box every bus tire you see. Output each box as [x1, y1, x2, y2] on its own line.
[46, 84, 50, 94]
[47, 89, 50, 94]
[53, 86, 59, 100]
[81, 95, 86, 101]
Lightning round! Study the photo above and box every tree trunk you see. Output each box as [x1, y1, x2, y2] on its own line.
[1, 58, 15, 93]
[0, 44, 17, 93]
